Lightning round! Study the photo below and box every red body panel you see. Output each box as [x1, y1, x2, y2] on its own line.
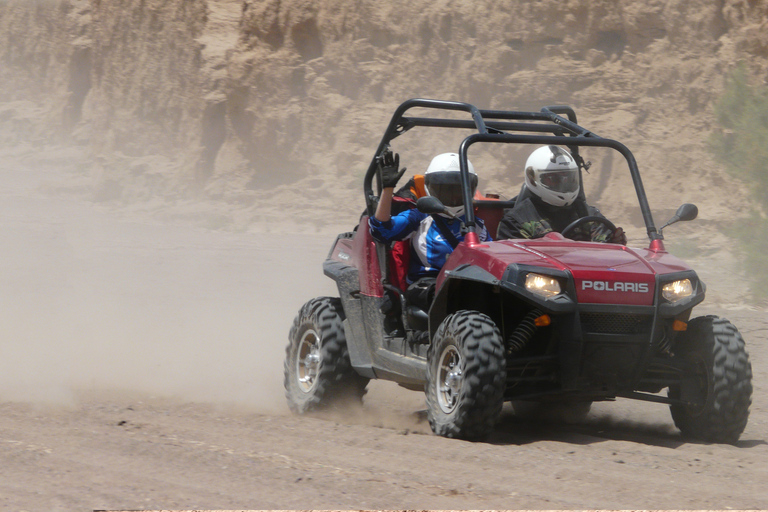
[440, 232, 693, 305]
[330, 223, 694, 305]
[328, 217, 384, 297]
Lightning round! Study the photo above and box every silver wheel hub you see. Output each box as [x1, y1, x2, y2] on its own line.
[437, 345, 463, 414]
[297, 329, 321, 393]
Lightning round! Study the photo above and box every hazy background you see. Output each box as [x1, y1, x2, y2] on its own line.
[0, 144, 343, 411]
[1, 0, 766, 409]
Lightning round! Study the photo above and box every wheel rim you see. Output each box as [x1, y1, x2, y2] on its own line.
[296, 329, 322, 393]
[436, 344, 463, 414]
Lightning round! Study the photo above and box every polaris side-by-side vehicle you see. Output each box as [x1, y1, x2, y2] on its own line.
[284, 98, 753, 443]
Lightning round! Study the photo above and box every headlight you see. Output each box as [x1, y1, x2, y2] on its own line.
[525, 273, 562, 298]
[662, 279, 693, 302]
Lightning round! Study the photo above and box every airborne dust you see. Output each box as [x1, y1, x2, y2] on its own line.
[0, 141, 339, 412]
[0, 139, 431, 431]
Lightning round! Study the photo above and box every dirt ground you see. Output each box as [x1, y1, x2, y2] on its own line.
[1, 145, 767, 512]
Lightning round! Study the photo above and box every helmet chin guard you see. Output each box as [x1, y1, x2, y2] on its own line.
[524, 145, 580, 207]
[443, 205, 465, 217]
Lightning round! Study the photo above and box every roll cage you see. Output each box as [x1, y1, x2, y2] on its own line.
[362, 98, 661, 243]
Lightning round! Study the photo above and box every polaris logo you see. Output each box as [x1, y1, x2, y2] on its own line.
[582, 280, 649, 293]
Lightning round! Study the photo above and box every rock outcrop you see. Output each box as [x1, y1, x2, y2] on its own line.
[1, 0, 767, 228]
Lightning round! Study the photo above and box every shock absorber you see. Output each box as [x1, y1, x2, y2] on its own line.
[506, 309, 543, 354]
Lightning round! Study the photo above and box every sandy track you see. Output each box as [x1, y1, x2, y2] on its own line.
[1, 147, 766, 511]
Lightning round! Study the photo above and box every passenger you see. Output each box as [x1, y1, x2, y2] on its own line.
[497, 145, 627, 244]
[369, 148, 492, 312]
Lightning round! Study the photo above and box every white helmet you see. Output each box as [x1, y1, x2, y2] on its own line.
[424, 153, 478, 216]
[524, 145, 580, 207]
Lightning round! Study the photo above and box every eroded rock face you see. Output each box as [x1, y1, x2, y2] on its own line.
[0, 0, 765, 224]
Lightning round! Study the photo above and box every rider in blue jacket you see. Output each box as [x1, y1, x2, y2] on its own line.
[369, 149, 491, 311]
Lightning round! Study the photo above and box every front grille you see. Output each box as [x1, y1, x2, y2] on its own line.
[580, 313, 652, 335]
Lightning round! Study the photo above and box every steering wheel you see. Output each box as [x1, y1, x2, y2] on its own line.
[560, 215, 617, 240]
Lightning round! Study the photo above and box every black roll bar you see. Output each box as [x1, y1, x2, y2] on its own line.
[364, 99, 487, 215]
[363, 99, 659, 241]
[458, 133, 658, 240]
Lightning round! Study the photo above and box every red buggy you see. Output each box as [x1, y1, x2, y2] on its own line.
[284, 99, 752, 443]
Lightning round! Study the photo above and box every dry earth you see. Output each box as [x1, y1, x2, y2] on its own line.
[1, 145, 767, 512]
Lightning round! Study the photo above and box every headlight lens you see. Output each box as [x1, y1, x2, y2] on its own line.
[662, 279, 693, 302]
[525, 273, 562, 298]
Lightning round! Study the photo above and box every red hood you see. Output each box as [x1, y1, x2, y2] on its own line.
[443, 233, 694, 305]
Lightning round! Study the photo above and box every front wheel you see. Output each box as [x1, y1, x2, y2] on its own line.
[669, 316, 752, 444]
[426, 310, 506, 439]
[284, 297, 368, 413]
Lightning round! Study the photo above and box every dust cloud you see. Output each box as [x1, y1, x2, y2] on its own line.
[0, 144, 341, 413]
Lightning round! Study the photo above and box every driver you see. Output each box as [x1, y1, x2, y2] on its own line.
[369, 149, 492, 311]
[496, 145, 627, 244]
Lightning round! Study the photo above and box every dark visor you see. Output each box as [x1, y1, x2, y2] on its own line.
[540, 170, 578, 193]
[425, 171, 478, 189]
[425, 171, 477, 207]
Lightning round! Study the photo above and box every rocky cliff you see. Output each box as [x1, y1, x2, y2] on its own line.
[2, 0, 768, 232]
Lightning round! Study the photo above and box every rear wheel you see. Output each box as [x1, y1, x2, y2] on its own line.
[669, 316, 752, 444]
[426, 310, 506, 439]
[284, 297, 368, 413]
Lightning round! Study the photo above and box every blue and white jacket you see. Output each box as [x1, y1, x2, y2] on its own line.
[369, 209, 491, 284]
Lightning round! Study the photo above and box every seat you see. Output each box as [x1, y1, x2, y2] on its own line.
[474, 194, 517, 238]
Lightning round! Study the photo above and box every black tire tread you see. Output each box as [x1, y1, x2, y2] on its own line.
[426, 310, 506, 439]
[669, 315, 752, 444]
[284, 297, 368, 413]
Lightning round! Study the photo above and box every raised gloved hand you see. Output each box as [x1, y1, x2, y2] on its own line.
[611, 226, 627, 245]
[376, 147, 406, 189]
